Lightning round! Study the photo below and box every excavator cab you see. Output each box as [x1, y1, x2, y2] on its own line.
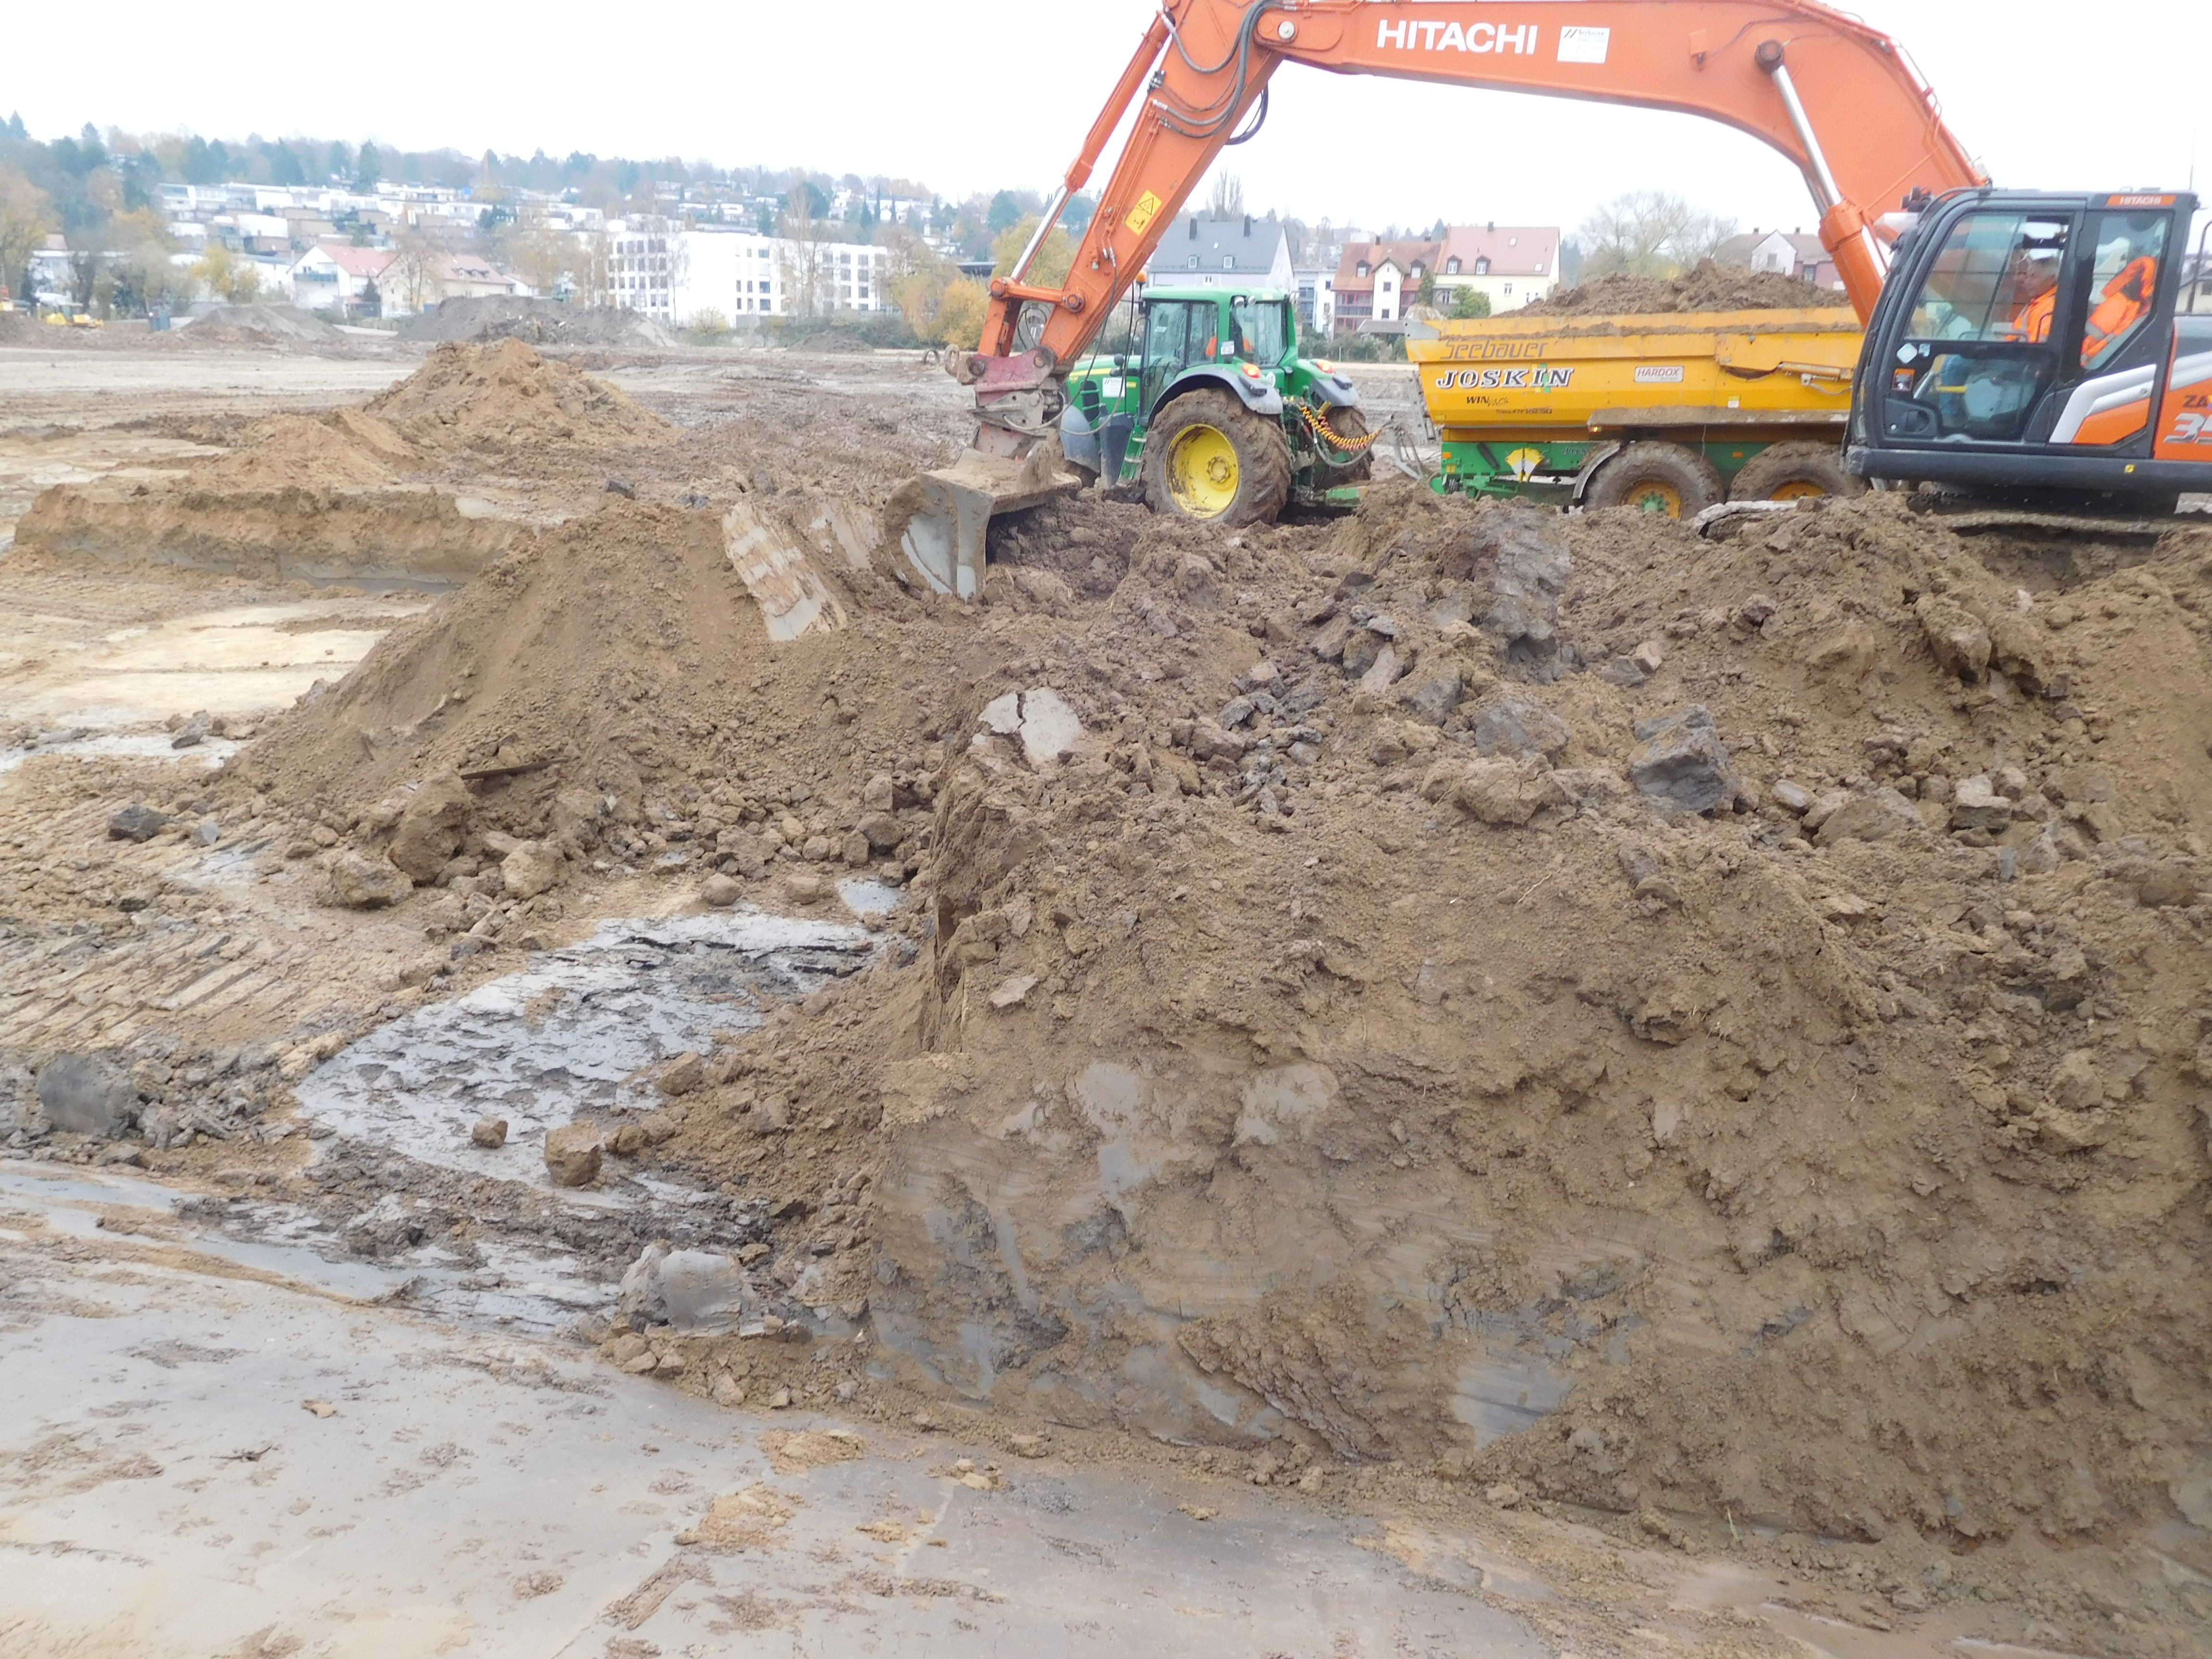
[1851, 189, 2210, 504]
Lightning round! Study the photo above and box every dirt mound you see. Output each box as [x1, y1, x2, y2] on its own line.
[790, 330, 876, 355]
[218, 470, 2212, 1640]
[1523, 259, 1853, 317]
[366, 338, 673, 453]
[191, 409, 416, 491]
[181, 304, 349, 342]
[403, 296, 678, 351]
[233, 497, 868, 834]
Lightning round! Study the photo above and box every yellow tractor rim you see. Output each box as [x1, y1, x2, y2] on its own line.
[1166, 423, 1238, 518]
[1626, 480, 1684, 517]
[1769, 479, 1827, 500]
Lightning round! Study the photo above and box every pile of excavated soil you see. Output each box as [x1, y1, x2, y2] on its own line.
[403, 296, 679, 351]
[1526, 259, 1854, 316]
[365, 337, 673, 454]
[188, 464, 2212, 1647]
[180, 304, 349, 342]
[13, 343, 673, 583]
[233, 497, 908, 838]
[190, 408, 417, 491]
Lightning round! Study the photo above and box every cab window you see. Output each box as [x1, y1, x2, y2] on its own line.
[1143, 300, 1189, 369]
[2079, 213, 2165, 367]
[1905, 212, 2069, 343]
[1891, 212, 2070, 443]
[1231, 297, 1289, 364]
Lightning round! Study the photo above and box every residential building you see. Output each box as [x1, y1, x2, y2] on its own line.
[1292, 264, 1336, 336]
[1331, 238, 1437, 333]
[607, 223, 679, 321]
[667, 227, 784, 321]
[287, 240, 395, 319]
[607, 222, 893, 324]
[1332, 225, 1561, 331]
[27, 235, 74, 306]
[1152, 214, 1295, 292]
[430, 252, 531, 303]
[1433, 225, 1560, 312]
[1715, 228, 1840, 289]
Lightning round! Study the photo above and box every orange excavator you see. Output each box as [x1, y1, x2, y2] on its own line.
[893, 0, 2210, 597]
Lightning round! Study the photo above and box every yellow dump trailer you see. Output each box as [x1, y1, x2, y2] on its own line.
[1406, 306, 1865, 514]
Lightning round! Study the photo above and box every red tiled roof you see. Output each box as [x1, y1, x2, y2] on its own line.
[1333, 239, 1441, 298]
[1436, 225, 1559, 279]
[313, 240, 396, 278]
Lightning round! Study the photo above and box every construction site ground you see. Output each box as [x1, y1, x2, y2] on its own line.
[0, 335, 2205, 1659]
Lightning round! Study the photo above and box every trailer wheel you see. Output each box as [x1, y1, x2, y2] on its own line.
[1144, 389, 1293, 528]
[1728, 441, 1865, 502]
[1584, 443, 1724, 517]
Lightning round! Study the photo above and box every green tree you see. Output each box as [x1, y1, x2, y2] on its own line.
[986, 190, 1023, 234]
[0, 165, 52, 304]
[265, 140, 306, 186]
[990, 216, 1072, 287]
[1449, 286, 1492, 319]
[354, 141, 382, 192]
[191, 241, 262, 304]
[933, 277, 988, 349]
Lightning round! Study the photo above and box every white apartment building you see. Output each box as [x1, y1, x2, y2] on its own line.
[669, 227, 784, 320]
[605, 222, 891, 325]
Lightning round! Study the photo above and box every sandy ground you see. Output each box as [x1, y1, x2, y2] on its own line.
[0, 344, 2198, 1659]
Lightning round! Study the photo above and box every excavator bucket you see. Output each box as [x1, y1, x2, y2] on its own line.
[883, 443, 1084, 600]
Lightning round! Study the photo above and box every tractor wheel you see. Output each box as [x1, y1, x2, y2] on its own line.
[1728, 440, 1866, 502]
[1314, 403, 1374, 482]
[1585, 442, 1724, 518]
[1143, 389, 1294, 528]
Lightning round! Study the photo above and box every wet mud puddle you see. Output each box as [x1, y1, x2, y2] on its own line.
[7, 908, 883, 1340]
[296, 908, 875, 1177]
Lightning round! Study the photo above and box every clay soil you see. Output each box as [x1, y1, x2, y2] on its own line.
[4, 335, 2211, 1657]
[1523, 259, 1857, 316]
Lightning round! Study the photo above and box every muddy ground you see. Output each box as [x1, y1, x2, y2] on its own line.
[1, 334, 2208, 1659]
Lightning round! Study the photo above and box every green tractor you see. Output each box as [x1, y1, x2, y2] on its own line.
[1058, 287, 1376, 528]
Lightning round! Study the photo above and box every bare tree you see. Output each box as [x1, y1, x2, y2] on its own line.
[571, 229, 613, 308]
[1206, 172, 1245, 220]
[498, 204, 574, 300]
[384, 225, 444, 316]
[0, 165, 51, 305]
[777, 182, 830, 318]
[1574, 192, 1738, 279]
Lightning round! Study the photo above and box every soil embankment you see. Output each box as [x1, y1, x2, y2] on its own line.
[11, 339, 671, 583]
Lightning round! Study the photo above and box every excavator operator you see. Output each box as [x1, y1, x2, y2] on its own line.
[2079, 215, 2165, 363]
[2008, 219, 2163, 363]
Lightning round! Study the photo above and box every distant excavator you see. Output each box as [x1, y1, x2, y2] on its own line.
[892, 0, 2209, 598]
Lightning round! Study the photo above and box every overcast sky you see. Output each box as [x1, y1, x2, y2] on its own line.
[11, 1, 2205, 240]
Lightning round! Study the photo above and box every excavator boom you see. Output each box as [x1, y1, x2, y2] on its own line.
[900, 0, 1988, 595]
[984, 2, 1980, 371]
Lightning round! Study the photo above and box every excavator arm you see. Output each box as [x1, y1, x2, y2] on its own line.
[965, 0, 1982, 425]
[900, 0, 1985, 596]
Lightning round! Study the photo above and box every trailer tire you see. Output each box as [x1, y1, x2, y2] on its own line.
[1728, 441, 1866, 502]
[1315, 404, 1374, 482]
[1143, 389, 1293, 528]
[1584, 442, 1724, 518]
